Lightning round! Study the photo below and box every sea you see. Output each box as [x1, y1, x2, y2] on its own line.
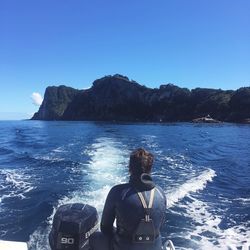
[0, 121, 249, 250]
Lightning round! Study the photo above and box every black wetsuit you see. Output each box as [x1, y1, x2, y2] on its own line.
[90, 173, 166, 250]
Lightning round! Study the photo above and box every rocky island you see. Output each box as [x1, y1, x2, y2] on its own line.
[32, 74, 250, 123]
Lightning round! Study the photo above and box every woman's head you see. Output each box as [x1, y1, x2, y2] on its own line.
[129, 148, 154, 176]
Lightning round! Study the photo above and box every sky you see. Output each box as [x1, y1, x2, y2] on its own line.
[0, 0, 249, 120]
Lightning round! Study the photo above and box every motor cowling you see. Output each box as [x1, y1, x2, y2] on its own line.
[49, 203, 98, 250]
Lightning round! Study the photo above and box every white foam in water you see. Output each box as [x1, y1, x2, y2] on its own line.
[66, 137, 128, 213]
[0, 169, 34, 204]
[182, 196, 250, 250]
[85, 138, 128, 186]
[166, 169, 250, 249]
[28, 137, 128, 250]
[52, 146, 67, 153]
[235, 198, 250, 205]
[142, 135, 163, 155]
[166, 168, 216, 208]
[34, 154, 65, 162]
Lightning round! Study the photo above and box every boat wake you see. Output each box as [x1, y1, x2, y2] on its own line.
[166, 169, 250, 249]
[28, 137, 129, 250]
[182, 197, 250, 250]
[0, 169, 34, 205]
[166, 168, 216, 208]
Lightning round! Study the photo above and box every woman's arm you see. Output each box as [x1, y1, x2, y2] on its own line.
[100, 186, 117, 236]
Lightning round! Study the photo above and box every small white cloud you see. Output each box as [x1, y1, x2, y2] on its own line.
[83, 86, 91, 90]
[31, 92, 43, 106]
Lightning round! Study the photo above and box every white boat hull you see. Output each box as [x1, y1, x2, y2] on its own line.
[0, 240, 28, 250]
[0, 239, 175, 250]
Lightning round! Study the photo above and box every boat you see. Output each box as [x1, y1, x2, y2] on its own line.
[0, 203, 176, 250]
[192, 114, 221, 123]
[0, 240, 175, 250]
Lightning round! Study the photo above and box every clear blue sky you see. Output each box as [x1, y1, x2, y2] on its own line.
[0, 0, 249, 119]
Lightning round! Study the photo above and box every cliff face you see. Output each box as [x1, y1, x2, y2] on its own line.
[32, 85, 79, 120]
[31, 74, 250, 122]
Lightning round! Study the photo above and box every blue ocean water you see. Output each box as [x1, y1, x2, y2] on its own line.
[0, 121, 249, 250]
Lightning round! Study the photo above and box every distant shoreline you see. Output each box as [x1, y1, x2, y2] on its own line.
[31, 74, 250, 123]
[1, 119, 250, 125]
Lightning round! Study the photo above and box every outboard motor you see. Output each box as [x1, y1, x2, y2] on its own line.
[49, 203, 99, 250]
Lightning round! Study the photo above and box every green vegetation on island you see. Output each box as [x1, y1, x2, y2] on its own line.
[32, 74, 250, 123]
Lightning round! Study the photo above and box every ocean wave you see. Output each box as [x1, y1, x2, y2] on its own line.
[33, 155, 66, 162]
[235, 197, 250, 205]
[165, 168, 249, 249]
[52, 146, 67, 153]
[84, 137, 128, 185]
[0, 147, 14, 155]
[28, 226, 50, 250]
[166, 168, 216, 208]
[141, 135, 163, 154]
[181, 196, 250, 249]
[0, 169, 34, 203]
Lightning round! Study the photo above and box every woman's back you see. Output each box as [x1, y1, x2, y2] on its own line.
[90, 148, 167, 250]
[101, 174, 166, 250]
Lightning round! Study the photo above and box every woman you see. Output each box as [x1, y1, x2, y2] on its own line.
[90, 148, 167, 250]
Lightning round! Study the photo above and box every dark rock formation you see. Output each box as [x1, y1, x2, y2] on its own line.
[32, 75, 250, 123]
[228, 87, 250, 122]
[242, 118, 250, 124]
[32, 85, 79, 120]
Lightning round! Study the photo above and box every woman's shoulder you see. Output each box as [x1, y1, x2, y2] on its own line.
[154, 185, 166, 199]
[107, 183, 134, 201]
[109, 183, 131, 193]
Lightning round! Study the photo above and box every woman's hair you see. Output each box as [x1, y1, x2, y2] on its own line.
[129, 148, 154, 176]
